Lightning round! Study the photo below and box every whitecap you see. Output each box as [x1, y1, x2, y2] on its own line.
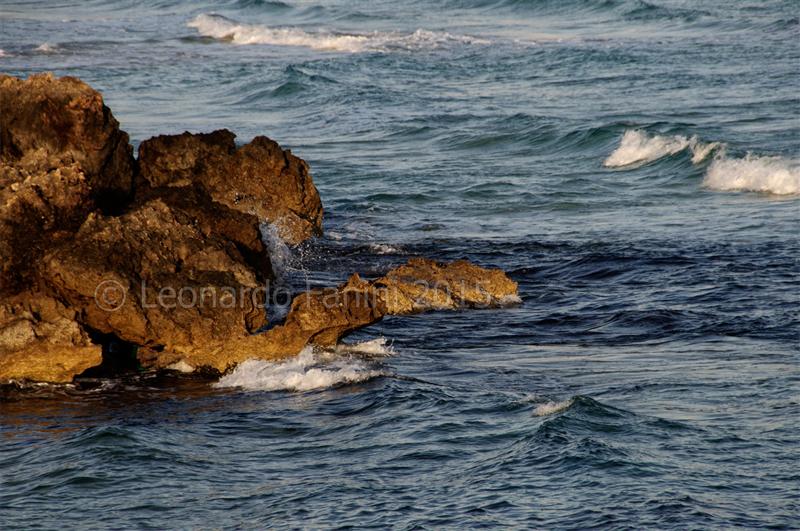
[604, 129, 719, 168]
[689, 138, 721, 164]
[703, 153, 800, 195]
[187, 14, 489, 53]
[605, 129, 798, 195]
[214, 346, 388, 392]
[35, 43, 58, 53]
[533, 398, 574, 416]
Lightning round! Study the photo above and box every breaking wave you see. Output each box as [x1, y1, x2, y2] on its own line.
[605, 129, 799, 195]
[187, 14, 490, 52]
[704, 154, 800, 195]
[603, 129, 720, 168]
[35, 43, 59, 54]
[214, 342, 391, 392]
[533, 398, 575, 416]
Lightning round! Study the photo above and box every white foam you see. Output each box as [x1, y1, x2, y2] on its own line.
[368, 243, 402, 255]
[0, 49, 6, 57]
[605, 129, 798, 195]
[188, 14, 489, 53]
[604, 129, 719, 168]
[704, 153, 800, 195]
[498, 294, 523, 306]
[533, 398, 574, 416]
[333, 337, 394, 356]
[260, 221, 292, 281]
[690, 139, 721, 164]
[214, 346, 388, 392]
[35, 43, 58, 53]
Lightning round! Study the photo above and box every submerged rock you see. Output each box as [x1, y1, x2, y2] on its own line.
[0, 73, 518, 385]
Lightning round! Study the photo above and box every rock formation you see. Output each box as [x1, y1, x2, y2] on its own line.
[137, 130, 322, 245]
[0, 73, 519, 384]
[134, 258, 519, 375]
[0, 293, 101, 383]
[0, 74, 135, 208]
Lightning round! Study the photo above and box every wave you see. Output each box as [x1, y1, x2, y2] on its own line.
[213, 344, 390, 392]
[446, 0, 708, 24]
[606, 129, 799, 195]
[187, 14, 490, 53]
[533, 398, 575, 416]
[445, 0, 622, 15]
[234, 0, 291, 9]
[704, 154, 800, 195]
[35, 43, 59, 54]
[623, 0, 709, 23]
[603, 129, 719, 168]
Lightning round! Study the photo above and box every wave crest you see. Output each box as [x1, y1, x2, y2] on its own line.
[606, 129, 799, 195]
[533, 398, 575, 416]
[603, 129, 719, 168]
[187, 14, 489, 52]
[704, 154, 800, 195]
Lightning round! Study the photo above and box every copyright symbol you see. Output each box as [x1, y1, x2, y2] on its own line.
[94, 279, 127, 312]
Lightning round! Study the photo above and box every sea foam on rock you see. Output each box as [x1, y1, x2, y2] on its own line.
[0, 73, 519, 384]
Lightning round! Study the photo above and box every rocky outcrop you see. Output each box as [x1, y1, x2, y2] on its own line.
[133, 258, 519, 375]
[0, 163, 94, 294]
[378, 258, 521, 314]
[0, 293, 101, 383]
[41, 199, 268, 350]
[0, 74, 135, 209]
[138, 130, 323, 245]
[0, 73, 136, 296]
[0, 73, 518, 385]
[134, 185, 274, 281]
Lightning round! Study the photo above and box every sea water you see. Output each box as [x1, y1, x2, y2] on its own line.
[1, 1, 798, 528]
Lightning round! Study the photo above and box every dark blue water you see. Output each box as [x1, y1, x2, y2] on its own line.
[1, 0, 799, 528]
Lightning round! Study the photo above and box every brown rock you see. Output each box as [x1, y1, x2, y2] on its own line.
[0, 73, 135, 208]
[41, 199, 267, 351]
[134, 185, 273, 281]
[378, 258, 521, 314]
[136, 259, 519, 375]
[0, 162, 93, 294]
[0, 293, 101, 383]
[138, 130, 322, 244]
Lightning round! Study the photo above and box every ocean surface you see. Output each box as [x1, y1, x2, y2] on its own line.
[1, 0, 799, 528]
